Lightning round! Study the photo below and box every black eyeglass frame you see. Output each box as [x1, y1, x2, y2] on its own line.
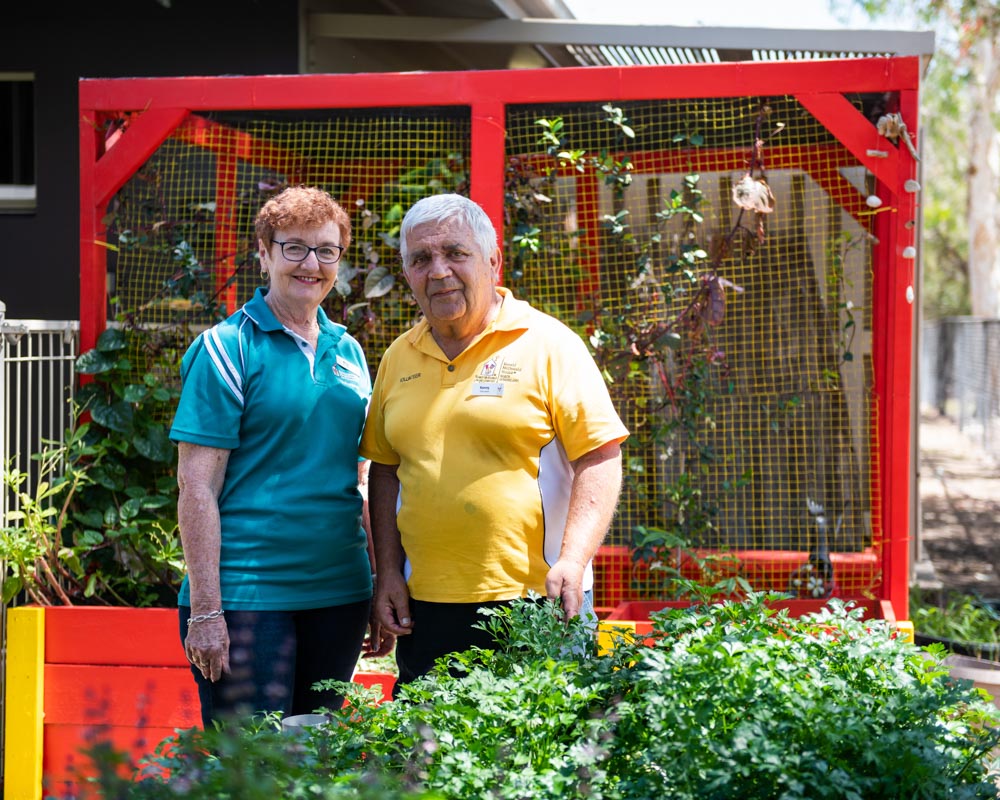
[271, 239, 345, 264]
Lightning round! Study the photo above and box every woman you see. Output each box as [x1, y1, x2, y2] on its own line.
[170, 185, 391, 727]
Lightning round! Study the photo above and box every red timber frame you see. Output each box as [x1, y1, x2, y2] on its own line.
[79, 57, 921, 620]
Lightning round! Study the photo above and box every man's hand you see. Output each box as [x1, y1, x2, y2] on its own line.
[545, 559, 586, 619]
[374, 571, 415, 636]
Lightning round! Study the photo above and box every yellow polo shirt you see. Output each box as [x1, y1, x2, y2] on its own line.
[360, 287, 629, 603]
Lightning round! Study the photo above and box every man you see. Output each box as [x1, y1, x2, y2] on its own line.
[360, 193, 628, 689]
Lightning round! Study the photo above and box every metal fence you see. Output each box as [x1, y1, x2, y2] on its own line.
[0, 311, 79, 518]
[0, 304, 79, 788]
[921, 317, 1000, 462]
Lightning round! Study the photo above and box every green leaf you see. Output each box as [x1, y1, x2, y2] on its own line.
[96, 328, 128, 352]
[73, 509, 105, 528]
[91, 400, 135, 434]
[77, 529, 105, 546]
[75, 349, 117, 375]
[656, 331, 683, 350]
[92, 463, 126, 491]
[122, 384, 150, 403]
[364, 267, 395, 299]
[156, 476, 178, 493]
[2, 576, 23, 605]
[121, 498, 141, 520]
[140, 495, 172, 510]
[134, 426, 174, 462]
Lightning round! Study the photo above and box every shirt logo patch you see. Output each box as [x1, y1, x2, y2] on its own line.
[476, 357, 504, 382]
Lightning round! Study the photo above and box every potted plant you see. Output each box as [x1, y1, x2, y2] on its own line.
[909, 587, 1000, 710]
[911, 587, 1000, 658]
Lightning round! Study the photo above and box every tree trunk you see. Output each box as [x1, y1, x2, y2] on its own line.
[966, 33, 1000, 318]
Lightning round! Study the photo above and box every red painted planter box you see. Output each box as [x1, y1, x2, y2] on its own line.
[606, 597, 896, 623]
[16, 607, 396, 798]
[352, 670, 397, 701]
[592, 544, 882, 608]
[41, 607, 197, 795]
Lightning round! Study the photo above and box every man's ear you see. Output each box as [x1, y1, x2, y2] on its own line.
[490, 247, 503, 283]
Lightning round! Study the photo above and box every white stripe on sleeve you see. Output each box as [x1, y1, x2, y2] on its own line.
[204, 328, 245, 407]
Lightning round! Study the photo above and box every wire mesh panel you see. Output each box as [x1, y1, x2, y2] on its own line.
[107, 110, 472, 368]
[504, 97, 878, 602]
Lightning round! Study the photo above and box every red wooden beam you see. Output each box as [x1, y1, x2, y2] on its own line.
[215, 146, 240, 315]
[79, 111, 107, 355]
[93, 108, 190, 206]
[470, 101, 507, 271]
[79, 58, 921, 112]
[45, 607, 188, 666]
[173, 115, 306, 174]
[882, 88, 920, 623]
[796, 92, 898, 188]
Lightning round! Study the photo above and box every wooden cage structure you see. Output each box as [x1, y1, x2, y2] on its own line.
[78, 58, 919, 619]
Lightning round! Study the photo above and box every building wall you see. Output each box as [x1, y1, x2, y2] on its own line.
[1, 0, 299, 321]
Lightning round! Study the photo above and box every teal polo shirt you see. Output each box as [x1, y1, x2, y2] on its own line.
[170, 288, 373, 610]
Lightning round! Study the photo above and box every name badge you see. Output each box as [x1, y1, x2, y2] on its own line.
[335, 355, 362, 376]
[471, 382, 504, 397]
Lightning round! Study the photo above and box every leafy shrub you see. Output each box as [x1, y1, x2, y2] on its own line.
[87, 595, 1000, 799]
[1, 325, 185, 606]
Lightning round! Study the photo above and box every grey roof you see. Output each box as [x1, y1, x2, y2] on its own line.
[304, 1, 934, 73]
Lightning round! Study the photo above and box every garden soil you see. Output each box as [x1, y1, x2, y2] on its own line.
[917, 409, 1000, 601]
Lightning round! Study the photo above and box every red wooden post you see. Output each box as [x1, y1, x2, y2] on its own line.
[470, 100, 507, 276]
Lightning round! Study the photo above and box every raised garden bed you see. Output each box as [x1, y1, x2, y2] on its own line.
[3, 606, 396, 800]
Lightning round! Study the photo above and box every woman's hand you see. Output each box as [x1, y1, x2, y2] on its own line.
[184, 616, 231, 682]
[362, 612, 396, 658]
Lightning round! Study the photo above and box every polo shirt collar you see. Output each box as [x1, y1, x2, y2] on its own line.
[241, 287, 346, 342]
[406, 285, 531, 358]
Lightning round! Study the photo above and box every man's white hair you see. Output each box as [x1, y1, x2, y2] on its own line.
[399, 194, 498, 267]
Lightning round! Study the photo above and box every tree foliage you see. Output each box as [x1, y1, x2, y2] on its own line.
[844, 0, 999, 318]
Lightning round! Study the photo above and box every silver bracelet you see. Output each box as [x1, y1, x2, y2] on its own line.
[187, 609, 224, 627]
